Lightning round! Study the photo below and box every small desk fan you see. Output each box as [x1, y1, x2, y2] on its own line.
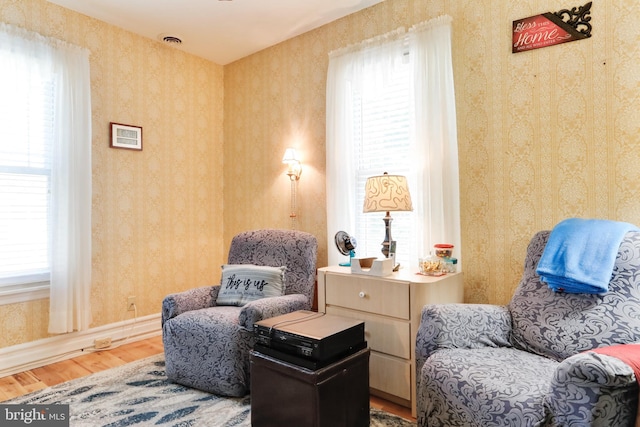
[335, 231, 357, 267]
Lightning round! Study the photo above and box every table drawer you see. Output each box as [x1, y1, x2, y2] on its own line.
[370, 351, 411, 400]
[325, 274, 409, 319]
[326, 306, 410, 359]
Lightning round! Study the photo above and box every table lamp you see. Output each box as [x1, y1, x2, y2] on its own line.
[363, 172, 413, 258]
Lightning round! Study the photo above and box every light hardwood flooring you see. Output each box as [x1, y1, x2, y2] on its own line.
[0, 335, 416, 422]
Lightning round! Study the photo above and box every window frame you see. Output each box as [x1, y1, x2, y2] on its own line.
[0, 34, 55, 305]
[0, 280, 50, 305]
[326, 18, 460, 269]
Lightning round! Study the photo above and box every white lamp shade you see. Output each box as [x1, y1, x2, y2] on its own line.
[363, 174, 413, 213]
[282, 148, 299, 164]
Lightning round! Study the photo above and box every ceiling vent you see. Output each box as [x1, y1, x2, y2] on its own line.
[159, 34, 183, 45]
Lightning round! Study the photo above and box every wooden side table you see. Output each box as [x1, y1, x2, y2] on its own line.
[317, 266, 464, 416]
[250, 347, 370, 427]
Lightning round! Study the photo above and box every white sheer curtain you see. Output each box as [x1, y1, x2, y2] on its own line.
[326, 29, 408, 264]
[326, 16, 460, 266]
[0, 23, 92, 333]
[409, 16, 461, 267]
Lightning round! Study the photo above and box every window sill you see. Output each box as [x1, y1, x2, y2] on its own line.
[0, 282, 49, 305]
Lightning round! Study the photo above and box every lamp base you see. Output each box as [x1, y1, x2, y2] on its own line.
[381, 214, 393, 258]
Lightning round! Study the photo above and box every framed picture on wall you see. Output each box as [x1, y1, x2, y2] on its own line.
[110, 122, 143, 151]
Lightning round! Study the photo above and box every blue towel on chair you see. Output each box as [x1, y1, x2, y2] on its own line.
[536, 218, 639, 294]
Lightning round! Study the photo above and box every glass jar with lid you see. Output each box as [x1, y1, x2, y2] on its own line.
[419, 254, 445, 276]
[442, 257, 457, 273]
[434, 244, 454, 259]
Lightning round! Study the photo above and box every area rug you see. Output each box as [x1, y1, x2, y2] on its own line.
[6, 354, 416, 427]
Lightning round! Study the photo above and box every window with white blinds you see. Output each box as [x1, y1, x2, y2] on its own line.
[327, 18, 459, 269]
[351, 54, 418, 265]
[0, 50, 53, 289]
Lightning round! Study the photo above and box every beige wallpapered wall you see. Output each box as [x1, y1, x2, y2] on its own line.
[0, 0, 225, 348]
[225, 0, 640, 304]
[2, 0, 640, 349]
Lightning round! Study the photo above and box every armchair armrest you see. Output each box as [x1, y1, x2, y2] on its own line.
[239, 293, 309, 330]
[416, 303, 512, 371]
[161, 285, 220, 325]
[547, 350, 638, 426]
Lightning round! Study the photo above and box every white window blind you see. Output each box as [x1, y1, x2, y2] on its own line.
[352, 53, 417, 265]
[0, 48, 53, 287]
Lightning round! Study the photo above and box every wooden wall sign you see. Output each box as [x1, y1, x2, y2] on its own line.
[512, 2, 592, 53]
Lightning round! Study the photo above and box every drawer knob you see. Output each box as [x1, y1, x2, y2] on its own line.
[358, 291, 366, 298]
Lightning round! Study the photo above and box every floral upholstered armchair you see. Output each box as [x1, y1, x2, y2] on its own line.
[416, 230, 640, 427]
[162, 229, 317, 397]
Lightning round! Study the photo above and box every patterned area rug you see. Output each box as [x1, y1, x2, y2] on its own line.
[7, 354, 417, 427]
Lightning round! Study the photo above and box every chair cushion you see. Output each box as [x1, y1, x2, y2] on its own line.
[419, 347, 558, 427]
[509, 230, 640, 362]
[216, 264, 286, 306]
[163, 305, 254, 396]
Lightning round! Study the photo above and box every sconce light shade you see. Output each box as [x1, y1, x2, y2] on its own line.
[363, 172, 413, 258]
[282, 148, 302, 181]
[282, 148, 300, 164]
[363, 173, 413, 213]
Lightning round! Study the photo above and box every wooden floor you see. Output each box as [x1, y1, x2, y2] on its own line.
[0, 335, 415, 422]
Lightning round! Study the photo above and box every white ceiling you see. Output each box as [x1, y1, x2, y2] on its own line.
[47, 0, 384, 65]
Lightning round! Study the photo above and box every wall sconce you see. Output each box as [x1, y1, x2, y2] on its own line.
[363, 172, 413, 258]
[282, 148, 302, 228]
[282, 148, 302, 181]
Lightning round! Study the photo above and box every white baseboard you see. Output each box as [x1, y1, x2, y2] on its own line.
[0, 313, 162, 378]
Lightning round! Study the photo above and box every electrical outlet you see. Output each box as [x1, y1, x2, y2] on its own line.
[94, 337, 112, 349]
[127, 296, 136, 311]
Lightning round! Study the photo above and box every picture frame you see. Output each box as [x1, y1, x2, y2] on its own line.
[110, 122, 142, 151]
